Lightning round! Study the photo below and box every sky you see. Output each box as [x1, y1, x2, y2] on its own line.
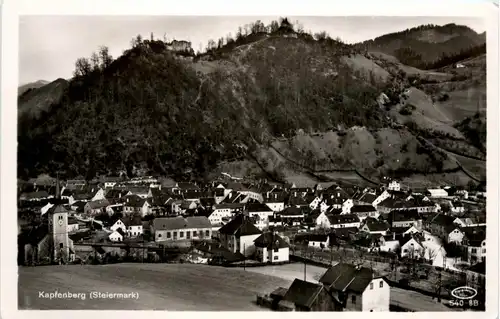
[18, 16, 486, 85]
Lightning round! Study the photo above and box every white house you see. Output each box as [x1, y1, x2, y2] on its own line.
[108, 230, 124, 242]
[254, 232, 290, 263]
[152, 216, 213, 242]
[426, 188, 449, 198]
[447, 227, 465, 244]
[319, 263, 390, 312]
[218, 214, 262, 257]
[67, 217, 79, 233]
[449, 200, 465, 214]
[246, 203, 274, 230]
[307, 234, 330, 248]
[315, 211, 331, 229]
[380, 234, 401, 253]
[123, 216, 144, 237]
[372, 190, 391, 207]
[209, 203, 244, 225]
[122, 196, 152, 217]
[328, 214, 361, 229]
[90, 188, 106, 201]
[361, 221, 389, 235]
[400, 235, 425, 259]
[387, 180, 401, 191]
[350, 205, 378, 221]
[110, 219, 127, 233]
[264, 192, 286, 212]
[309, 196, 323, 210]
[341, 199, 354, 214]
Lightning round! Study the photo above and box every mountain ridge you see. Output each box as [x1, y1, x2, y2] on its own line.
[17, 20, 486, 186]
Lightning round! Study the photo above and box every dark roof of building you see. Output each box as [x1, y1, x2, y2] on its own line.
[218, 215, 262, 237]
[399, 234, 425, 247]
[427, 213, 456, 226]
[319, 263, 374, 293]
[282, 279, 324, 309]
[86, 199, 110, 209]
[115, 228, 126, 237]
[46, 204, 69, 215]
[152, 216, 211, 231]
[351, 205, 376, 213]
[364, 221, 390, 232]
[105, 189, 130, 199]
[358, 193, 378, 204]
[246, 202, 273, 212]
[288, 195, 309, 206]
[199, 197, 216, 208]
[254, 232, 289, 249]
[462, 226, 486, 245]
[327, 214, 360, 225]
[123, 215, 143, 227]
[280, 206, 303, 216]
[390, 209, 420, 222]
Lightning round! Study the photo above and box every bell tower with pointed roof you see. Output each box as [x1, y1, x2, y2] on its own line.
[47, 179, 70, 264]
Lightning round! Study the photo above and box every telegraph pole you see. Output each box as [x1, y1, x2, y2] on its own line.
[243, 244, 246, 271]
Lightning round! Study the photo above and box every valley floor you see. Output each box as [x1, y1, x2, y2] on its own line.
[19, 263, 457, 311]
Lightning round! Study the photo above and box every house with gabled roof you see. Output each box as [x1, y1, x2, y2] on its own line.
[355, 192, 378, 206]
[361, 219, 390, 235]
[279, 206, 305, 226]
[307, 234, 330, 249]
[121, 195, 152, 217]
[424, 212, 456, 238]
[318, 263, 390, 311]
[399, 234, 425, 259]
[83, 199, 110, 216]
[328, 214, 361, 229]
[123, 215, 144, 237]
[246, 202, 274, 230]
[209, 203, 244, 225]
[108, 229, 124, 242]
[277, 279, 342, 311]
[105, 188, 131, 200]
[263, 191, 286, 212]
[218, 214, 262, 257]
[462, 226, 486, 264]
[350, 205, 378, 221]
[389, 209, 422, 229]
[254, 231, 290, 263]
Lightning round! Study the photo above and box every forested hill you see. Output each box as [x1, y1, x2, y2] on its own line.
[356, 23, 486, 69]
[18, 19, 486, 184]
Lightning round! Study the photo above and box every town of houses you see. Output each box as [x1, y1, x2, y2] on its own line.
[17, 174, 487, 311]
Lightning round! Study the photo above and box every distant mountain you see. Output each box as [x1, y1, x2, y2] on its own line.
[356, 24, 486, 69]
[18, 78, 69, 118]
[18, 80, 50, 96]
[17, 19, 485, 185]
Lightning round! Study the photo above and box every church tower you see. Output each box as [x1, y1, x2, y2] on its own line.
[48, 205, 70, 263]
[47, 173, 69, 263]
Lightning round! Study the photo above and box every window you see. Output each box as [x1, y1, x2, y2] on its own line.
[351, 295, 356, 304]
[274, 247, 279, 252]
[60, 243, 63, 248]
[206, 230, 210, 237]
[370, 283, 374, 290]
[403, 249, 408, 253]
[179, 232, 184, 238]
[482, 248, 486, 254]
[158, 234, 162, 238]
[187, 231, 191, 239]
[173, 232, 177, 239]
[380, 281, 383, 288]
[274, 256, 278, 260]
[482, 242, 486, 246]
[472, 248, 477, 254]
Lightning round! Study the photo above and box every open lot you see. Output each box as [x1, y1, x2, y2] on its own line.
[19, 262, 457, 311]
[18, 263, 287, 310]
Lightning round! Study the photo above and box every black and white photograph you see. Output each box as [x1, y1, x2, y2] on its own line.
[2, 0, 498, 315]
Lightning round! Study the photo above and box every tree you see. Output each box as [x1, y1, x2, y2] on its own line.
[314, 31, 329, 41]
[73, 57, 92, 77]
[90, 52, 100, 71]
[98, 46, 113, 69]
[268, 20, 280, 33]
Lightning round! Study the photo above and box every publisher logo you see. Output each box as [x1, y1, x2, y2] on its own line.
[451, 286, 477, 300]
